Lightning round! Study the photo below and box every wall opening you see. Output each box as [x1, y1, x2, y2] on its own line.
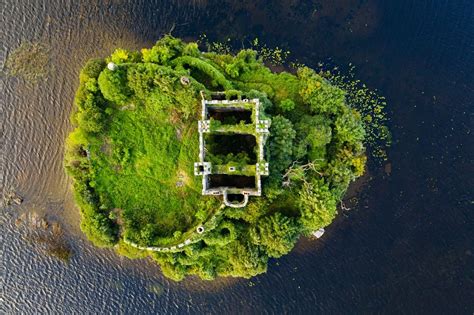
[206, 134, 257, 163]
[226, 194, 245, 203]
[208, 175, 256, 189]
[207, 107, 252, 124]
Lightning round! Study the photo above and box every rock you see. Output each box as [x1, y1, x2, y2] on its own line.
[12, 196, 23, 205]
[1, 190, 22, 206]
[120, 104, 136, 111]
[180, 76, 190, 86]
[40, 218, 49, 230]
[312, 228, 325, 239]
[384, 162, 392, 176]
[51, 222, 62, 236]
[175, 128, 182, 141]
[107, 62, 117, 71]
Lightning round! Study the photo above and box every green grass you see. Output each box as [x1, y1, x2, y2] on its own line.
[89, 100, 219, 244]
[213, 164, 256, 176]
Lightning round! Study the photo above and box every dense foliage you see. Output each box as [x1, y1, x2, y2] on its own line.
[65, 36, 377, 281]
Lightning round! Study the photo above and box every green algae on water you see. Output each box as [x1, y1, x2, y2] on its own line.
[5, 42, 51, 83]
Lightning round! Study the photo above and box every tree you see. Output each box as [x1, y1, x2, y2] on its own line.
[109, 48, 129, 64]
[126, 63, 163, 99]
[325, 147, 366, 197]
[226, 241, 268, 278]
[244, 90, 273, 112]
[298, 67, 346, 115]
[334, 108, 366, 146]
[268, 115, 296, 174]
[203, 220, 237, 246]
[279, 98, 295, 112]
[80, 209, 118, 247]
[298, 178, 337, 232]
[98, 67, 132, 105]
[153, 253, 187, 281]
[183, 42, 200, 57]
[141, 35, 184, 64]
[73, 78, 107, 134]
[294, 115, 332, 160]
[250, 212, 301, 258]
[79, 58, 106, 81]
[225, 49, 258, 78]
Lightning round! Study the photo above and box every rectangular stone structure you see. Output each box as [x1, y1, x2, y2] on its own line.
[194, 92, 269, 207]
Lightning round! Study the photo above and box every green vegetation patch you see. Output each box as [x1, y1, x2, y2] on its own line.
[65, 36, 389, 281]
[5, 42, 51, 82]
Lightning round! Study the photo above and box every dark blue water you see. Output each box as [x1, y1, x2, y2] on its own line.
[1, 0, 473, 313]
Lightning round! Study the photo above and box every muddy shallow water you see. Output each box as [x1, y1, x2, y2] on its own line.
[1, 0, 473, 313]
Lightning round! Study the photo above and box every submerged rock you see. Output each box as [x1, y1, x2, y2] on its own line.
[2, 190, 23, 207]
[15, 211, 73, 262]
[12, 196, 23, 205]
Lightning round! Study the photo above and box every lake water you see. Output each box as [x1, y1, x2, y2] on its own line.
[1, 0, 473, 313]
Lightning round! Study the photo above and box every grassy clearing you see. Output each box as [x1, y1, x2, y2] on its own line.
[90, 92, 220, 245]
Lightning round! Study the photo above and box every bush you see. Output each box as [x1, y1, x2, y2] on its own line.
[298, 67, 346, 115]
[268, 115, 296, 174]
[298, 179, 337, 232]
[142, 35, 184, 64]
[80, 210, 118, 247]
[279, 98, 295, 112]
[80, 58, 106, 80]
[203, 220, 237, 246]
[98, 67, 132, 105]
[171, 56, 232, 90]
[294, 115, 332, 160]
[250, 213, 301, 257]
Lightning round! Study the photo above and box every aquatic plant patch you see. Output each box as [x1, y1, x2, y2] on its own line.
[5, 42, 51, 82]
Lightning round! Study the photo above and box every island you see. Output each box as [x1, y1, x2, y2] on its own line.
[65, 36, 369, 281]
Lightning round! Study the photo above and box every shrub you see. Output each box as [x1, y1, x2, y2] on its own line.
[279, 98, 295, 112]
[250, 213, 301, 257]
[268, 115, 296, 174]
[98, 67, 132, 105]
